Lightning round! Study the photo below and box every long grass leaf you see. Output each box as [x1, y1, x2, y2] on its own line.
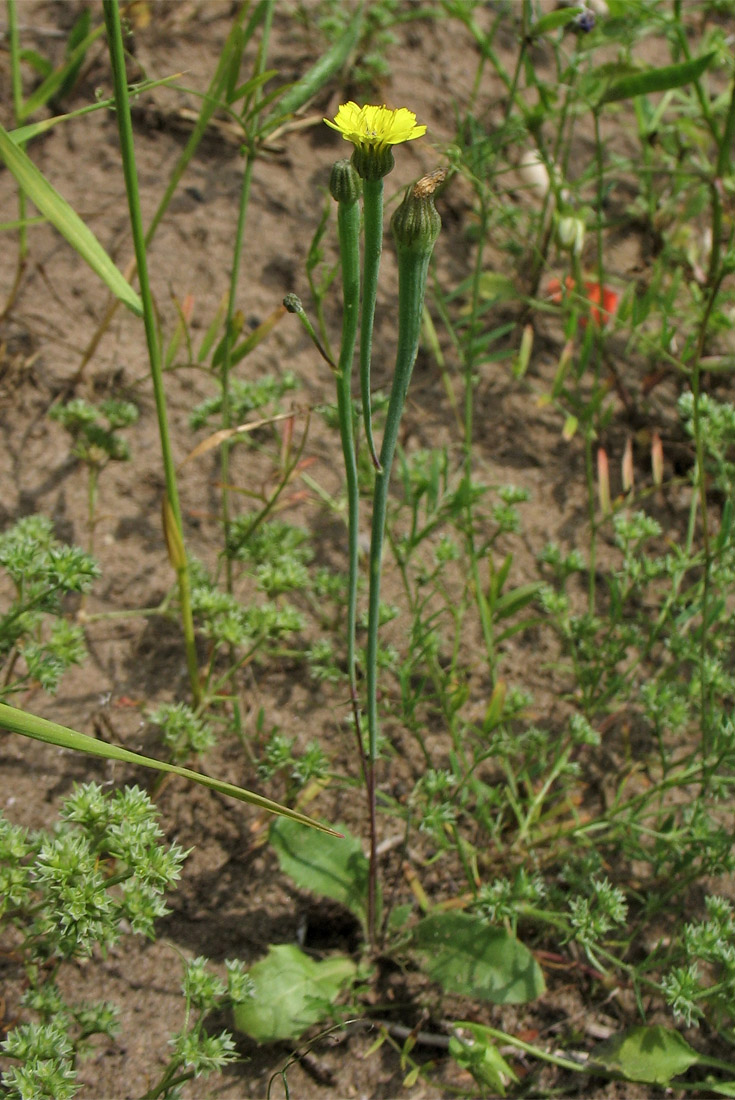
[265, 3, 363, 127]
[600, 52, 715, 105]
[0, 701, 340, 835]
[0, 122, 142, 315]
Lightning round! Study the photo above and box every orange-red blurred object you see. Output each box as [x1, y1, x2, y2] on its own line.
[547, 276, 619, 327]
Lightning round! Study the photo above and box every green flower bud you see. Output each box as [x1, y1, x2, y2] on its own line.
[391, 171, 444, 256]
[557, 214, 586, 256]
[283, 293, 303, 314]
[329, 159, 362, 205]
[351, 144, 395, 181]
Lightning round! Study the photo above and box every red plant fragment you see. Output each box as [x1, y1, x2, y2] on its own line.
[547, 276, 619, 327]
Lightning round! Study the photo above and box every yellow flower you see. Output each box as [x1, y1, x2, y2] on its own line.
[325, 102, 427, 151]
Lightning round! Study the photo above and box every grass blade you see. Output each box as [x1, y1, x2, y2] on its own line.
[0, 122, 143, 315]
[0, 701, 341, 835]
[266, 3, 363, 126]
[600, 52, 715, 105]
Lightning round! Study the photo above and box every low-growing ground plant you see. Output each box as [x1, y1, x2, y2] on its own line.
[0, 782, 253, 1100]
[0, 515, 98, 701]
[48, 397, 139, 556]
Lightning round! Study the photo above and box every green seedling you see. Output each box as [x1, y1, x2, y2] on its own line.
[0, 783, 252, 1100]
[0, 515, 98, 701]
[48, 397, 138, 555]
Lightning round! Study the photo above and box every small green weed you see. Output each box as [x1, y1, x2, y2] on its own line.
[0, 516, 98, 700]
[0, 783, 251, 1100]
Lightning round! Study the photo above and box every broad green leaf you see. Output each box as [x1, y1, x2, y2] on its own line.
[264, 3, 364, 135]
[703, 1082, 735, 1097]
[0, 702, 338, 835]
[413, 913, 545, 1004]
[530, 7, 583, 37]
[387, 903, 412, 933]
[0, 124, 142, 316]
[476, 272, 517, 303]
[483, 681, 506, 730]
[449, 1022, 520, 1095]
[270, 816, 378, 928]
[599, 52, 715, 106]
[403, 1066, 420, 1088]
[562, 414, 578, 440]
[19, 47, 53, 79]
[592, 1026, 700, 1085]
[233, 944, 356, 1042]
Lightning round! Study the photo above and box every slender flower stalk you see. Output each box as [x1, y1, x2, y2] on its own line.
[324, 104, 434, 945]
[220, 2, 274, 596]
[328, 161, 365, 764]
[365, 173, 442, 764]
[360, 179, 384, 469]
[364, 173, 442, 940]
[283, 293, 335, 371]
[325, 103, 427, 470]
[5, 0, 28, 318]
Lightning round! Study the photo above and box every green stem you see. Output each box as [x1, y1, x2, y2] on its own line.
[462, 194, 495, 669]
[462, 1024, 585, 1074]
[6, 0, 28, 310]
[689, 73, 735, 758]
[672, 0, 720, 147]
[7, 0, 23, 129]
[584, 424, 597, 612]
[141, 1065, 196, 1100]
[360, 178, 384, 470]
[220, 1, 273, 594]
[73, 6, 251, 380]
[87, 464, 99, 557]
[221, 154, 256, 594]
[335, 198, 365, 765]
[286, 296, 336, 370]
[102, 0, 200, 705]
[502, 0, 528, 127]
[366, 250, 432, 759]
[366, 232, 436, 942]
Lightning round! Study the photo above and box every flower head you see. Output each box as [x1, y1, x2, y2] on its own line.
[325, 102, 427, 150]
[325, 102, 427, 181]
